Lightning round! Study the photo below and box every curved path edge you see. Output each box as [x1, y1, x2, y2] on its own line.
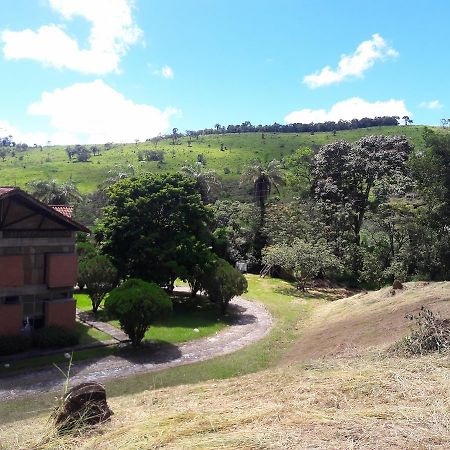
[0, 296, 273, 402]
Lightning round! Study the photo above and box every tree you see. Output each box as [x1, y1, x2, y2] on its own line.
[199, 258, 248, 314]
[172, 128, 178, 145]
[313, 135, 412, 244]
[96, 173, 213, 289]
[262, 239, 342, 291]
[26, 179, 82, 204]
[240, 159, 285, 263]
[441, 118, 448, 128]
[402, 116, 413, 126]
[78, 255, 118, 313]
[181, 164, 221, 203]
[105, 279, 172, 346]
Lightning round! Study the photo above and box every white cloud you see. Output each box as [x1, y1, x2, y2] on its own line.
[27, 80, 177, 144]
[419, 100, 443, 110]
[1, 0, 142, 74]
[284, 97, 411, 123]
[153, 64, 174, 79]
[303, 34, 398, 88]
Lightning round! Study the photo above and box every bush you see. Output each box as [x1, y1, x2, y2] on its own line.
[391, 306, 450, 355]
[0, 335, 31, 356]
[105, 278, 172, 346]
[32, 326, 80, 349]
[200, 258, 248, 314]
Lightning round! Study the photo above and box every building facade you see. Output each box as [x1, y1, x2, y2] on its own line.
[0, 187, 89, 336]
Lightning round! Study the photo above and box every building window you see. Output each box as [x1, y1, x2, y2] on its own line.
[5, 296, 20, 304]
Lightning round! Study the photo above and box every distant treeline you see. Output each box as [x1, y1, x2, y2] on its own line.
[184, 116, 400, 137]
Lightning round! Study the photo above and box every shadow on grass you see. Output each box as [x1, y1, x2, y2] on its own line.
[273, 284, 347, 301]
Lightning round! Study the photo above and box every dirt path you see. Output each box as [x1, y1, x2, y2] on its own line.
[0, 297, 273, 402]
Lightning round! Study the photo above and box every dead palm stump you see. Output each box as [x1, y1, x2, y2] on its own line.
[54, 382, 113, 431]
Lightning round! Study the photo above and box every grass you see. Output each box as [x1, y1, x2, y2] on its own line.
[0, 275, 331, 424]
[3, 354, 450, 449]
[0, 322, 112, 376]
[0, 127, 431, 196]
[76, 291, 230, 344]
[3, 280, 450, 448]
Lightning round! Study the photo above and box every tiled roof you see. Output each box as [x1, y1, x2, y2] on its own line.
[0, 187, 16, 197]
[49, 205, 73, 218]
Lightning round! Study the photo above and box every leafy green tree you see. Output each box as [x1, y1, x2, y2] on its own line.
[262, 239, 342, 291]
[78, 255, 118, 313]
[199, 258, 248, 314]
[211, 200, 259, 264]
[313, 135, 412, 274]
[285, 147, 314, 196]
[96, 173, 212, 289]
[105, 279, 172, 347]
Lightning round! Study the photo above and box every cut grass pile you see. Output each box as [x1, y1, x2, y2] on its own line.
[2, 353, 450, 449]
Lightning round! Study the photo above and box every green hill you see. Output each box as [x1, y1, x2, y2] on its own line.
[0, 125, 429, 196]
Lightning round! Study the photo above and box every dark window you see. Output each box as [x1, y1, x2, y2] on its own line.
[5, 296, 20, 304]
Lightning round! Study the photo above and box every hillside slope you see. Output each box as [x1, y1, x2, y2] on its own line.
[286, 281, 450, 362]
[0, 126, 428, 194]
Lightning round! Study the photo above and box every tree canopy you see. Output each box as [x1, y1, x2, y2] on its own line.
[96, 173, 213, 289]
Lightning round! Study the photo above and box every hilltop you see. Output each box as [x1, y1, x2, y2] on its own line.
[0, 125, 428, 196]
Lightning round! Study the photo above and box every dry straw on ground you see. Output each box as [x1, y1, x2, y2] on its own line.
[2, 352, 450, 450]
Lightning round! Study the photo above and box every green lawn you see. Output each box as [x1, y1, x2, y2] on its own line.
[76, 291, 229, 344]
[0, 322, 112, 376]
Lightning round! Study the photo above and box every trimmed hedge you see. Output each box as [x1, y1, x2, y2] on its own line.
[0, 335, 32, 356]
[32, 326, 80, 349]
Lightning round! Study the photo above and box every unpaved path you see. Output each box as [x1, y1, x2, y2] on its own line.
[0, 297, 273, 402]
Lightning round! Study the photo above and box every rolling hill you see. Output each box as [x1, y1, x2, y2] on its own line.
[0, 125, 429, 197]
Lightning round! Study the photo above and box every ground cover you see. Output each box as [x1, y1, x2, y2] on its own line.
[76, 291, 231, 344]
[0, 275, 335, 424]
[0, 322, 112, 375]
[0, 127, 428, 195]
[2, 280, 450, 449]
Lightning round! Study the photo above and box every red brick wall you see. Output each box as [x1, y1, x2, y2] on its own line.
[46, 254, 78, 288]
[0, 304, 23, 336]
[0, 255, 24, 288]
[45, 299, 76, 329]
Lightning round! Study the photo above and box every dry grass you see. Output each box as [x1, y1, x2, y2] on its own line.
[3, 282, 450, 449]
[1, 353, 450, 449]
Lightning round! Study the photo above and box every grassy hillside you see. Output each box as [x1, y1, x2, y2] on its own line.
[0, 125, 429, 195]
[2, 280, 450, 449]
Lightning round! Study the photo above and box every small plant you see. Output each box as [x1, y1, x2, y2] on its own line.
[392, 306, 450, 355]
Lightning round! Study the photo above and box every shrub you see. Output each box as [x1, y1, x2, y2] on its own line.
[200, 258, 248, 314]
[0, 335, 32, 356]
[105, 278, 172, 346]
[32, 326, 80, 349]
[391, 306, 450, 355]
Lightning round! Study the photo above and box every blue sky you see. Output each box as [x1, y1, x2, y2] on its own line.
[0, 0, 448, 144]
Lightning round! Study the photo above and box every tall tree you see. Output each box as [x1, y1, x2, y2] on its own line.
[96, 173, 213, 289]
[313, 135, 413, 273]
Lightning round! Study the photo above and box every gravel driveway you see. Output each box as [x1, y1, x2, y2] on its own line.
[0, 296, 273, 402]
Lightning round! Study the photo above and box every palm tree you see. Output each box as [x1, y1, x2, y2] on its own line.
[181, 163, 221, 203]
[240, 159, 284, 265]
[26, 179, 82, 204]
[240, 159, 284, 210]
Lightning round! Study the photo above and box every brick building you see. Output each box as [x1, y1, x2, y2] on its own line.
[0, 187, 89, 336]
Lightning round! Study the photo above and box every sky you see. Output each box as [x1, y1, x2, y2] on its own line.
[0, 0, 448, 145]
